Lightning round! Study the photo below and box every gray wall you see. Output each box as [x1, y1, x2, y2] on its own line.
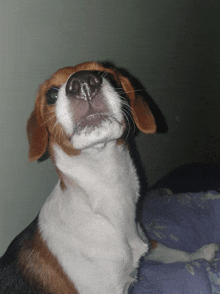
[0, 0, 220, 255]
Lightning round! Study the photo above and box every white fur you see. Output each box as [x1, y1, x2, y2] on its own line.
[56, 83, 74, 135]
[71, 118, 123, 150]
[39, 142, 148, 294]
[100, 79, 123, 122]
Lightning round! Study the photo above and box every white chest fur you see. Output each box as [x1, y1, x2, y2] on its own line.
[39, 142, 148, 294]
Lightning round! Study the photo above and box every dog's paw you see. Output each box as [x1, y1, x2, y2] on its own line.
[191, 243, 219, 262]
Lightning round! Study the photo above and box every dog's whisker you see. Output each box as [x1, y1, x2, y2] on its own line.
[122, 111, 130, 139]
[59, 127, 65, 146]
[123, 105, 137, 119]
[120, 99, 136, 117]
[36, 110, 56, 120]
[52, 120, 58, 132]
[55, 125, 62, 145]
[101, 71, 109, 78]
[121, 103, 133, 116]
[117, 89, 144, 95]
[122, 108, 136, 136]
[59, 128, 64, 146]
[43, 109, 56, 115]
[41, 132, 48, 142]
[36, 114, 56, 129]
[122, 110, 133, 139]
[120, 98, 136, 133]
[122, 106, 135, 123]
[52, 121, 60, 139]
[120, 99, 132, 109]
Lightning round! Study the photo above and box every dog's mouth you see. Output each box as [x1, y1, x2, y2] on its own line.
[74, 113, 111, 135]
[69, 112, 124, 150]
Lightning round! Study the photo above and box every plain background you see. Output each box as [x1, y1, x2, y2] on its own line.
[0, 0, 220, 255]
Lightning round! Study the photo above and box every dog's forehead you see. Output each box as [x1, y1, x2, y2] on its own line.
[49, 67, 76, 86]
[47, 62, 118, 87]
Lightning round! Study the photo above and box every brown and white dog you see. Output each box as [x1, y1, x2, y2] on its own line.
[0, 61, 218, 294]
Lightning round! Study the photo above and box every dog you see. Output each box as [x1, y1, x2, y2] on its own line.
[0, 61, 218, 294]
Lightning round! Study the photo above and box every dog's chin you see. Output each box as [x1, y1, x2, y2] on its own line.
[70, 120, 124, 150]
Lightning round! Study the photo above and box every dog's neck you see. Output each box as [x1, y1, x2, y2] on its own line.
[51, 140, 140, 225]
[38, 139, 146, 294]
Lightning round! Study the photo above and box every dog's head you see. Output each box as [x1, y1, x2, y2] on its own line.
[27, 62, 156, 162]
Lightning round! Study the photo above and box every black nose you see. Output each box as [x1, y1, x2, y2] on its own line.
[66, 71, 102, 101]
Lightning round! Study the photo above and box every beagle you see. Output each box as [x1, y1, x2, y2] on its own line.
[0, 61, 218, 294]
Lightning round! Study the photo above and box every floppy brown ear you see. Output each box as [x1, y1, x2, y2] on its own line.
[27, 107, 48, 162]
[119, 75, 156, 134]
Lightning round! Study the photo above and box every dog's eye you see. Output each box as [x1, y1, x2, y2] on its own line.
[46, 87, 59, 105]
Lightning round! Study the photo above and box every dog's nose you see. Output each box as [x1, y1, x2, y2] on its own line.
[66, 71, 102, 101]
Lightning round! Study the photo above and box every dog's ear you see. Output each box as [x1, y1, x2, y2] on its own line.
[27, 94, 49, 162]
[119, 75, 156, 134]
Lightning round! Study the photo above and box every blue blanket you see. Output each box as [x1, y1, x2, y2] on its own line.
[130, 191, 220, 294]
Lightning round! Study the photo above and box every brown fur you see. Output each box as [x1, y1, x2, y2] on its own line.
[19, 228, 79, 294]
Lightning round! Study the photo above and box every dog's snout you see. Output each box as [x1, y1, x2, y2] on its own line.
[66, 71, 102, 101]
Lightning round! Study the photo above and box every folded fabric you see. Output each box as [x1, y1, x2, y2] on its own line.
[130, 191, 220, 294]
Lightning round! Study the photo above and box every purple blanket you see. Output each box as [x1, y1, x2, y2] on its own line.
[130, 191, 220, 294]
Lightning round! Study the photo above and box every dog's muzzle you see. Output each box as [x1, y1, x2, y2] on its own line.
[56, 69, 124, 150]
